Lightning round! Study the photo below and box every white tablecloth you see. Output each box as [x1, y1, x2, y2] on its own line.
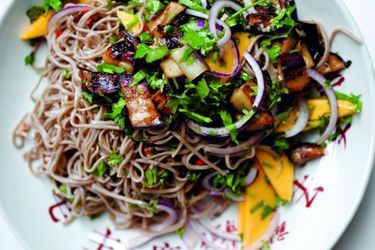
[0, 0, 374, 249]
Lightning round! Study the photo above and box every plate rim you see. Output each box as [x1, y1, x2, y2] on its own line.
[0, 0, 374, 249]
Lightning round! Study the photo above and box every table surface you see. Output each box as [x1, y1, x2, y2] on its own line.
[1, 0, 374, 249]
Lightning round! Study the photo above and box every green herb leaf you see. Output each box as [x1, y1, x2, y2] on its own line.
[271, 5, 297, 31]
[82, 91, 93, 104]
[179, 0, 206, 12]
[96, 63, 125, 74]
[24, 52, 35, 66]
[59, 183, 68, 194]
[179, 108, 213, 124]
[26, 6, 46, 23]
[145, 166, 159, 186]
[63, 68, 72, 79]
[132, 70, 148, 86]
[45, 0, 62, 11]
[219, 110, 239, 144]
[94, 161, 109, 177]
[180, 20, 217, 55]
[250, 200, 265, 214]
[145, 0, 165, 15]
[261, 205, 274, 220]
[335, 91, 362, 114]
[176, 228, 185, 238]
[196, 78, 210, 99]
[268, 45, 281, 64]
[108, 152, 125, 166]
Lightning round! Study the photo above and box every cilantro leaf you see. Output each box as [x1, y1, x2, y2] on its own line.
[180, 20, 217, 55]
[179, 108, 213, 124]
[108, 152, 125, 166]
[268, 45, 281, 64]
[26, 6, 46, 23]
[179, 0, 206, 12]
[271, 6, 297, 31]
[94, 161, 109, 177]
[24, 52, 35, 66]
[145, 166, 159, 186]
[135, 44, 169, 63]
[132, 70, 148, 86]
[145, 0, 165, 15]
[196, 78, 210, 99]
[96, 63, 125, 74]
[176, 228, 185, 238]
[82, 91, 93, 104]
[59, 183, 68, 194]
[45, 0, 62, 11]
[219, 110, 239, 144]
[103, 96, 131, 133]
[335, 91, 362, 114]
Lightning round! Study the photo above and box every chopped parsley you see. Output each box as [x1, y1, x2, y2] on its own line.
[26, 0, 63, 23]
[176, 228, 185, 238]
[58, 183, 68, 194]
[96, 63, 125, 74]
[250, 200, 274, 220]
[103, 95, 133, 135]
[335, 91, 362, 114]
[271, 5, 297, 32]
[63, 68, 72, 79]
[145, 166, 159, 186]
[135, 44, 169, 63]
[219, 110, 239, 144]
[180, 19, 217, 55]
[24, 52, 35, 66]
[82, 91, 93, 104]
[179, 0, 206, 13]
[108, 152, 125, 166]
[187, 172, 202, 181]
[179, 108, 213, 124]
[212, 168, 247, 196]
[132, 70, 148, 86]
[93, 161, 109, 177]
[145, 0, 165, 15]
[273, 138, 290, 151]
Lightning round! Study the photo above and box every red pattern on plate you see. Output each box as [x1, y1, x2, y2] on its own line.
[294, 175, 325, 208]
[48, 195, 71, 223]
[153, 242, 181, 250]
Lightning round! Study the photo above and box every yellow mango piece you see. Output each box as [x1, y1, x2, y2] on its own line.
[233, 32, 253, 61]
[276, 99, 357, 133]
[206, 40, 238, 76]
[21, 11, 54, 40]
[239, 161, 277, 247]
[117, 10, 142, 35]
[256, 149, 295, 202]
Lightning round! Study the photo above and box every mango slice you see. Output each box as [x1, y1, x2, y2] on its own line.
[239, 161, 277, 247]
[21, 11, 54, 40]
[233, 32, 253, 61]
[277, 99, 357, 133]
[256, 149, 295, 202]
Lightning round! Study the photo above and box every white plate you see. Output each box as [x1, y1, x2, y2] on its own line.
[0, 0, 374, 249]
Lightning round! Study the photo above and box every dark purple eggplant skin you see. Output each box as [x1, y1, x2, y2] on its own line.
[279, 53, 306, 76]
[162, 32, 183, 49]
[290, 143, 325, 165]
[79, 69, 120, 95]
[107, 30, 138, 61]
[299, 22, 323, 62]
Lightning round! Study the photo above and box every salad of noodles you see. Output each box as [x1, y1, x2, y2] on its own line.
[15, 0, 363, 249]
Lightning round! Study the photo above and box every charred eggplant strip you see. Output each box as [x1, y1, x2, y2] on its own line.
[103, 30, 139, 73]
[246, 112, 275, 132]
[278, 53, 310, 92]
[79, 69, 120, 95]
[290, 143, 325, 165]
[119, 75, 163, 128]
[317, 53, 351, 75]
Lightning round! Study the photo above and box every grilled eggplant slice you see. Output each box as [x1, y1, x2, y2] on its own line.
[317, 53, 351, 75]
[246, 112, 275, 132]
[79, 69, 121, 102]
[290, 143, 325, 165]
[278, 53, 310, 92]
[119, 75, 163, 128]
[103, 30, 139, 73]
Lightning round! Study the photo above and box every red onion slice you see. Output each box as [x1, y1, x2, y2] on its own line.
[245, 212, 280, 250]
[149, 201, 178, 232]
[285, 97, 309, 138]
[197, 218, 241, 241]
[187, 52, 265, 137]
[244, 167, 258, 186]
[208, 1, 244, 46]
[184, 9, 232, 47]
[307, 69, 338, 144]
[48, 5, 92, 32]
[224, 189, 245, 202]
[204, 131, 266, 156]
